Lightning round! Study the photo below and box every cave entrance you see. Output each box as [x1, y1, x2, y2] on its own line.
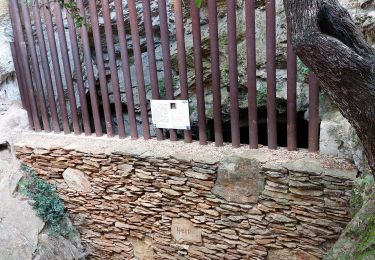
[207, 108, 310, 148]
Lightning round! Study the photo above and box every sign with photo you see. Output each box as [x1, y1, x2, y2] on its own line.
[150, 100, 190, 130]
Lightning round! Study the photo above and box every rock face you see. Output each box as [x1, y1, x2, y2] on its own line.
[0, 152, 45, 260]
[16, 145, 356, 259]
[0, 0, 20, 101]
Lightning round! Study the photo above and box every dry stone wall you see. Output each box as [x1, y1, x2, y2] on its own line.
[16, 145, 356, 260]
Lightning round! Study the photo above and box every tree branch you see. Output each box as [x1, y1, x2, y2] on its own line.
[284, 0, 375, 174]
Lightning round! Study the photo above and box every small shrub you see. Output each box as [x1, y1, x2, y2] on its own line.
[19, 165, 73, 237]
[350, 174, 374, 216]
[297, 58, 310, 81]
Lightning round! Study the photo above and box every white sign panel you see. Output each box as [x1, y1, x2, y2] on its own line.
[151, 100, 190, 130]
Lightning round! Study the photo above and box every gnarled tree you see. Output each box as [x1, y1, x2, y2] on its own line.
[283, 0, 375, 175]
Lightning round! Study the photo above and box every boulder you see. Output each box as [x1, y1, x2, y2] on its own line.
[63, 168, 92, 193]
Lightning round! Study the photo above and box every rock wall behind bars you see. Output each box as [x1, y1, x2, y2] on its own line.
[16, 141, 356, 260]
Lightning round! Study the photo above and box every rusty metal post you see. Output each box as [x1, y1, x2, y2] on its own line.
[88, 0, 114, 137]
[32, 1, 60, 133]
[245, 0, 258, 149]
[77, 0, 103, 136]
[190, 0, 208, 145]
[266, 0, 277, 149]
[208, 0, 223, 147]
[10, 43, 28, 112]
[54, 2, 81, 134]
[66, 9, 91, 136]
[308, 73, 320, 152]
[287, 27, 297, 151]
[142, 0, 164, 141]
[174, 0, 193, 143]
[19, 1, 50, 132]
[114, 0, 138, 139]
[102, 0, 126, 138]
[9, 0, 40, 131]
[158, 0, 178, 141]
[227, 0, 241, 147]
[128, 0, 151, 139]
[42, 0, 70, 133]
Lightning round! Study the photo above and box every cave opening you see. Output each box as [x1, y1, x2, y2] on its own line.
[206, 107, 310, 148]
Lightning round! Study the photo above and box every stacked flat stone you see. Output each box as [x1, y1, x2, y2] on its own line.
[16, 146, 355, 260]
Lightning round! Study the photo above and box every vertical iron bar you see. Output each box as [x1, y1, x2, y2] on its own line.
[42, 0, 70, 133]
[245, 0, 258, 149]
[77, 0, 102, 136]
[190, 0, 207, 145]
[66, 9, 91, 135]
[266, 0, 277, 149]
[308, 73, 320, 152]
[114, 0, 138, 139]
[9, 0, 40, 131]
[102, 0, 126, 138]
[227, 0, 240, 147]
[174, 0, 192, 143]
[19, 1, 50, 132]
[88, 0, 114, 137]
[143, 0, 164, 141]
[54, 2, 80, 134]
[158, 0, 177, 141]
[287, 27, 297, 151]
[32, 1, 60, 132]
[208, 0, 223, 147]
[128, 0, 151, 139]
[10, 42, 28, 110]
[9, 6, 29, 113]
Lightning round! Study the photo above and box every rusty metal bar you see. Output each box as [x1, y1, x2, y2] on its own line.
[287, 27, 297, 151]
[102, 0, 126, 138]
[174, 0, 192, 143]
[128, 0, 151, 139]
[9, 0, 40, 131]
[208, 0, 223, 147]
[114, 0, 138, 139]
[77, 0, 102, 136]
[227, 0, 240, 147]
[266, 0, 277, 149]
[66, 9, 91, 136]
[308, 72, 320, 152]
[158, 0, 177, 141]
[10, 42, 28, 112]
[190, 0, 207, 145]
[245, 0, 258, 149]
[42, 0, 70, 133]
[32, 1, 60, 133]
[88, 0, 114, 137]
[19, 1, 50, 132]
[143, 0, 164, 141]
[54, 2, 80, 134]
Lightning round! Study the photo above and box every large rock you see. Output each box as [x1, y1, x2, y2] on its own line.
[0, 165, 45, 260]
[63, 168, 92, 193]
[319, 94, 367, 171]
[212, 154, 264, 203]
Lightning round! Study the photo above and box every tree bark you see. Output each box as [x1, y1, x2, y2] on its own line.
[283, 0, 375, 175]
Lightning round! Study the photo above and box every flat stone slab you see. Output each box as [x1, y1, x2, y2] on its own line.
[212, 155, 263, 204]
[171, 218, 202, 244]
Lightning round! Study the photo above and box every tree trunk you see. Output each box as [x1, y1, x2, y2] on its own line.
[283, 0, 375, 175]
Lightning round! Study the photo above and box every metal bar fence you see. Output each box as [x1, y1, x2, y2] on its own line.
[9, 0, 321, 152]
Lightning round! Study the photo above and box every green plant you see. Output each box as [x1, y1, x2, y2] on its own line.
[297, 58, 310, 81]
[256, 81, 267, 107]
[19, 165, 73, 237]
[350, 174, 374, 216]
